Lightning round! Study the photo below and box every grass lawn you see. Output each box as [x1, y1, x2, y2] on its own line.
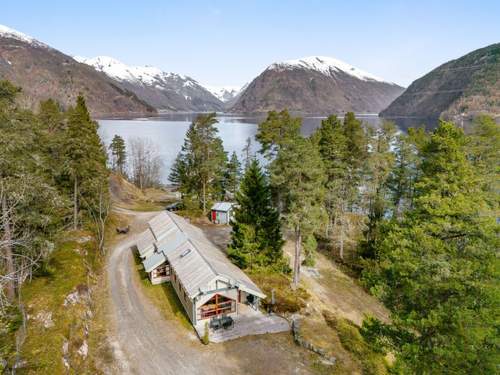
[131, 251, 192, 330]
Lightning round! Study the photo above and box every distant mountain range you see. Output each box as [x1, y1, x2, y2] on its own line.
[230, 56, 405, 114]
[0, 25, 155, 117]
[381, 43, 500, 125]
[75, 56, 225, 112]
[2, 23, 497, 122]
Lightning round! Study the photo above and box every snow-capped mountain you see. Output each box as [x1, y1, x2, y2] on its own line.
[230, 55, 404, 114]
[204, 85, 242, 102]
[269, 56, 391, 83]
[76, 56, 223, 112]
[0, 24, 48, 49]
[0, 24, 154, 116]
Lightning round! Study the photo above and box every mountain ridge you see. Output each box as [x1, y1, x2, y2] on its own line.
[230, 56, 405, 114]
[380, 43, 500, 124]
[0, 25, 156, 117]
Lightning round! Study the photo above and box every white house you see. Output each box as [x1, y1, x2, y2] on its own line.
[133, 211, 265, 328]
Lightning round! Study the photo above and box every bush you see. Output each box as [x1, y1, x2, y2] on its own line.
[202, 322, 209, 345]
[322, 310, 388, 375]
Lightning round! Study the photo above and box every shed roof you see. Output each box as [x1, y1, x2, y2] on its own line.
[211, 202, 234, 212]
[138, 211, 265, 300]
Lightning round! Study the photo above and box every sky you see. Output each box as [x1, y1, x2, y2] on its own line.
[2, 0, 499, 88]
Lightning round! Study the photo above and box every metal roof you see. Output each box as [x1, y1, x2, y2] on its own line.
[143, 251, 167, 273]
[137, 211, 265, 300]
[211, 202, 234, 212]
[136, 229, 155, 258]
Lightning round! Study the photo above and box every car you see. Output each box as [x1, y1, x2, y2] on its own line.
[165, 202, 183, 211]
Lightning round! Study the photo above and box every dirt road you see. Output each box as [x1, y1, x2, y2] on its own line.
[106, 209, 316, 375]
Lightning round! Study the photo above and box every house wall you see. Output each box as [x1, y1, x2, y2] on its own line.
[170, 267, 195, 323]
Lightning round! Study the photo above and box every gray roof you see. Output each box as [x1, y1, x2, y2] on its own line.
[136, 211, 265, 300]
[136, 229, 155, 258]
[211, 202, 234, 212]
[143, 251, 167, 273]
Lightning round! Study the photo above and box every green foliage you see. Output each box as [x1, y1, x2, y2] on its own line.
[256, 109, 301, 159]
[169, 113, 227, 213]
[362, 121, 499, 374]
[324, 313, 388, 375]
[301, 234, 317, 267]
[223, 151, 241, 198]
[109, 134, 127, 175]
[228, 160, 287, 272]
[202, 322, 210, 345]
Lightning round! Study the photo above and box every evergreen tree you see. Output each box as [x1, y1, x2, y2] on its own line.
[359, 121, 397, 259]
[270, 136, 326, 287]
[342, 112, 369, 211]
[228, 160, 285, 270]
[256, 110, 301, 159]
[313, 115, 347, 238]
[169, 113, 227, 213]
[62, 95, 108, 229]
[362, 121, 499, 373]
[109, 134, 127, 175]
[224, 151, 241, 198]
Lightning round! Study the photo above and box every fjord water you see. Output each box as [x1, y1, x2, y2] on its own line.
[98, 113, 381, 182]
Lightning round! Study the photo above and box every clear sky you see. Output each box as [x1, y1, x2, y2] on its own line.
[2, 0, 499, 88]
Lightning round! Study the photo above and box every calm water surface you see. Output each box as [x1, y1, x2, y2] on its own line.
[98, 113, 381, 182]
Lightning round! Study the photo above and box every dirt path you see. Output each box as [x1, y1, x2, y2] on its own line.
[106, 209, 316, 375]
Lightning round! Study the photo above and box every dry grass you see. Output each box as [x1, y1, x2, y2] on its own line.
[248, 269, 310, 314]
[15, 234, 107, 374]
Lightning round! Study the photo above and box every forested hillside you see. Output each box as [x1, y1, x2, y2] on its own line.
[172, 109, 499, 373]
[0, 80, 112, 372]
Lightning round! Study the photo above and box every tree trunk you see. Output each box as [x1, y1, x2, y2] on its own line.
[73, 176, 78, 230]
[2, 193, 15, 301]
[339, 214, 344, 260]
[202, 181, 206, 214]
[292, 225, 302, 289]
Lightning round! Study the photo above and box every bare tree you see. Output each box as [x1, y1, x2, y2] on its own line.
[128, 137, 164, 189]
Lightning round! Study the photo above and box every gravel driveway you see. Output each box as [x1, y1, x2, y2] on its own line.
[106, 209, 316, 375]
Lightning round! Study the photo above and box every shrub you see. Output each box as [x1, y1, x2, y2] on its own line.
[202, 322, 209, 345]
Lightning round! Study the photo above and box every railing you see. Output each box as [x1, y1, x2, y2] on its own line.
[199, 300, 235, 319]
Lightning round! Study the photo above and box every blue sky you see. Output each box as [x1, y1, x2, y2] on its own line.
[3, 1, 499, 87]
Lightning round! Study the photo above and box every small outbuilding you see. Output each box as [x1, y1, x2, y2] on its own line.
[210, 202, 235, 224]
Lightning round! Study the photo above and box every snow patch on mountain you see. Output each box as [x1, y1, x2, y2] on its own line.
[74, 55, 191, 86]
[269, 56, 393, 83]
[204, 85, 242, 102]
[0, 24, 48, 48]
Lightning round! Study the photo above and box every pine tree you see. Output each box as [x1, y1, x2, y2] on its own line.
[362, 121, 499, 373]
[62, 95, 108, 229]
[270, 136, 326, 287]
[109, 134, 127, 175]
[313, 115, 347, 238]
[228, 160, 285, 270]
[224, 151, 241, 198]
[169, 113, 227, 213]
[256, 110, 301, 159]
[359, 121, 397, 259]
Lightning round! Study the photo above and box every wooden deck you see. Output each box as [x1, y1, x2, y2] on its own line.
[194, 303, 290, 343]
